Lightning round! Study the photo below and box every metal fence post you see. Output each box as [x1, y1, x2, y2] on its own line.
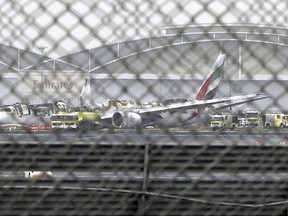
[137, 142, 151, 216]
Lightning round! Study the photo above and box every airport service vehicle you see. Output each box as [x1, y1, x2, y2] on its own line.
[22, 171, 53, 179]
[50, 112, 101, 131]
[210, 114, 238, 130]
[262, 113, 288, 128]
[237, 112, 247, 128]
[245, 110, 262, 127]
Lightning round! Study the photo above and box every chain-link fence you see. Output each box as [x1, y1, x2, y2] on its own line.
[1, 1, 288, 215]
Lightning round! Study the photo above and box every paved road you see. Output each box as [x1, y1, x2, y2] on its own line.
[0, 129, 287, 173]
[0, 129, 288, 146]
[0, 129, 286, 175]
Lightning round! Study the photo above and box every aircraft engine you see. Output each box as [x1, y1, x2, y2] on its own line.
[112, 111, 142, 128]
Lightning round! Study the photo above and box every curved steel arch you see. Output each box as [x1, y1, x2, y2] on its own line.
[89, 38, 288, 81]
[85, 24, 288, 79]
[2, 24, 288, 74]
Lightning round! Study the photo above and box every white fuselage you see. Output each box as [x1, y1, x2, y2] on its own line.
[101, 103, 204, 128]
[0, 103, 56, 129]
[0, 110, 51, 127]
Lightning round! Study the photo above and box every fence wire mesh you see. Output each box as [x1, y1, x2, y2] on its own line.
[0, 1, 288, 216]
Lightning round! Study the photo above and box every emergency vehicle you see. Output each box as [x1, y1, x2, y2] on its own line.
[262, 113, 288, 128]
[210, 114, 238, 130]
[50, 111, 101, 131]
[245, 110, 262, 127]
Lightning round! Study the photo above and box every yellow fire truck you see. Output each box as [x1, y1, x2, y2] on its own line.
[50, 111, 101, 131]
[262, 113, 288, 128]
[210, 114, 238, 131]
[245, 110, 262, 128]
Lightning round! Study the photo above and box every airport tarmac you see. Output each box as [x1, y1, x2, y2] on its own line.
[0, 129, 288, 146]
[0, 129, 287, 172]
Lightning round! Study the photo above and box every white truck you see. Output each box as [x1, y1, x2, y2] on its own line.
[22, 171, 53, 179]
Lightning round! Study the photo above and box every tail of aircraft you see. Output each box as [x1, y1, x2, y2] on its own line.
[195, 54, 226, 101]
[80, 78, 91, 106]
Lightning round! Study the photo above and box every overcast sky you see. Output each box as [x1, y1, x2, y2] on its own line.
[0, 0, 287, 58]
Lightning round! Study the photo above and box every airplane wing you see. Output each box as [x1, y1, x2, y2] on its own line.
[100, 94, 269, 119]
[100, 111, 116, 120]
[138, 98, 234, 114]
[99, 97, 231, 119]
[138, 94, 269, 115]
[212, 94, 270, 110]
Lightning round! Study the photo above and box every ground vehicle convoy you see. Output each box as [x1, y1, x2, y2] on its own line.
[262, 113, 288, 128]
[210, 114, 238, 130]
[50, 111, 101, 131]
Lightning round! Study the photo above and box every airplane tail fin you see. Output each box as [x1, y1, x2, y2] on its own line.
[195, 54, 226, 101]
[80, 78, 91, 106]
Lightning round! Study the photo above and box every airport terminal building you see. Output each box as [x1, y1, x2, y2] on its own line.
[1, 24, 288, 110]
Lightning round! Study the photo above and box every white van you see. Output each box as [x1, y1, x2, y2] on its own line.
[22, 171, 53, 179]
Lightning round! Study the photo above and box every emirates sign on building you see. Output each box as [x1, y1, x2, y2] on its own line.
[17, 72, 88, 102]
[18, 72, 87, 93]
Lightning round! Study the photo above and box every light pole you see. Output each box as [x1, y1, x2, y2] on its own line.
[38, 45, 47, 103]
[38, 45, 47, 57]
